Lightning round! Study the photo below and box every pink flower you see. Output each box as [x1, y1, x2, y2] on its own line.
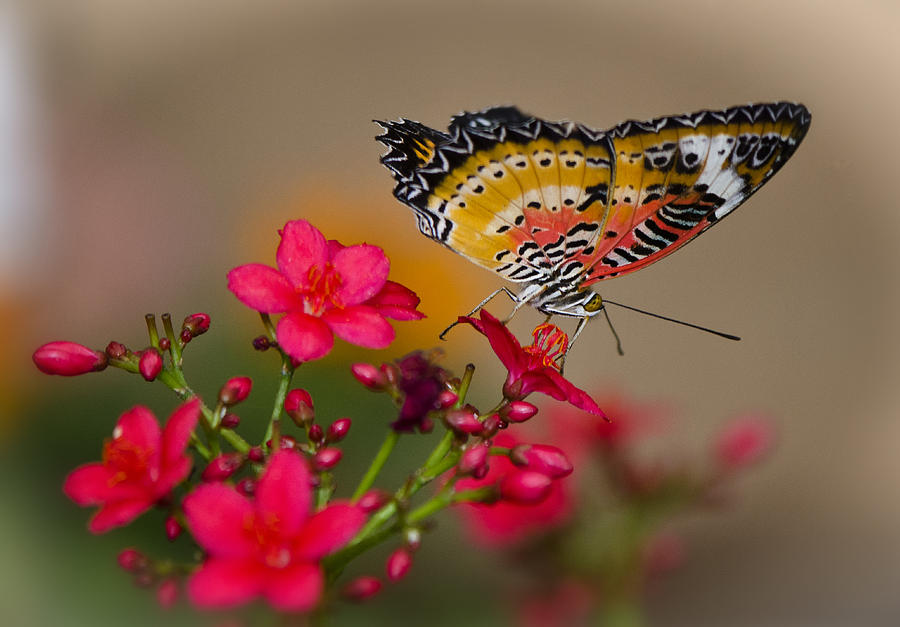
[455, 433, 573, 546]
[227, 220, 423, 363]
[459, 311, 605, 417]
[33, 341, 107, 376]
[183, 450, 366, 612]
[715, 415, 775, 470]
[63, 400, 200, 533]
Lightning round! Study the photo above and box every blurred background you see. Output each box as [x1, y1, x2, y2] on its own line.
[3, 0, 899, 624]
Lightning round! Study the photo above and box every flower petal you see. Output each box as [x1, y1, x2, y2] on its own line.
[277, 312, 334, 362]
[263, 562, 323, 612]
[461, 310, 527, 379]
[365, 281, 425, 320]
[227, 264, 302, 313]
[536, 370, 606, 417]
[294, 503, 366, 561]
[188, 557, 265, 608]
[88, 499, 152, 534]
[161, 399, 200, 469]
[322, 306, 394, 349]
[63, 464, 117, 505]
[332, 244, 389, 305]
[255, 451, 311, 537]
[183, 484, 256, 558]
[276, 220, 327, 288]
[114, 406, 162, 454]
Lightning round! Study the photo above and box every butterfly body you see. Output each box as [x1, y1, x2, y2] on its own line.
[377, 103, 810, 322]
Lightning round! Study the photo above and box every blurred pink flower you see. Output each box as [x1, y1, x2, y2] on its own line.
[715, 415, 775, 470]
[184, 450, 366, 612]
[227, 220, 422, 363]
[455, 433, 574, 546]
[459, 311, 605, 416]
[63, 399, 200, 533]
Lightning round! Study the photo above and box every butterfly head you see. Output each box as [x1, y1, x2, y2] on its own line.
[532, 288, 605, 319]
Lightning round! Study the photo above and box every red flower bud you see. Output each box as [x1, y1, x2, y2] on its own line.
[164, 516, 182, 541]
[500, 470, 552, 504]
[327, 418, 352, 443]
[201, 453, 243, 482]
[247, 446, 265, 463]
[504, 400, 538, 423]
[117, 548, 146, 572]
[252, 335, 270, 351]
[444, 408, 483, 435]
[179, 328, 192, 344]
[357, 489, 390, 513]
[33, 341, 108, 376]
[219, 376, 252, 405]
[510, 444, 573, 479]
[342, 576, 382, 601]
[105, 341, 128, 360]
[236, 478, 256, 496]
[386, 548, 413, 582]
[481, 413, 502, 437]
[138, 348, 163, 381]
[182, 312, 210, 337]
[220, 413, 240, 429]
[156, 579, 178, 609]
[284, 388, 315, 426]
[314, 447, 342, 470]
[308, 424, 325, 444]
[459, 442, 490, 475]
[438, 390, 459, 408]
[351, 363, 388, 389]
[158, 337, 171, 351]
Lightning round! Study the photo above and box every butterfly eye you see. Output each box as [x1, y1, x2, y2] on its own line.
[584, 293, 603, 312]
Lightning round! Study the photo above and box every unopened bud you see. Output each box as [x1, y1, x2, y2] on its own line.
[313, 447, 342, 470]
[481, 413, 502, 437]
[444, 407, 483, 435]
[105, 341, 128, 360]
[201, 453, 243, 482]
[503, 400, 538, 423]
[284, 388, 314, 426]
[33, 341, 108, 376]
[386, 548, 413, 582]
[404, 528, 422, 551]
[342, 576, 382, 601]
[158, 337, 171, 351]
[236, 478, 256, 497]
[138, 348, 163, 381]
[219, 376, 252, 406]
[220, 413, 240, 429]
[459, 443, 490, 475]
[351, 363, 388, 389]
[357, 489, 390, 513]
[266, 435, 297, 450]
[326, 418, 352, 443]
[437, 390, 459, 408]
[247, 446, 265, 463]
[164, 516, 182, 541]
[252, 335, 271, 351]
[156, 579, 179, 609]
[308, 424, 325, 444]
[500, 470, 552, 504]
[117, 548, 147, 572]
[510, 444, 573, 478]
[182, 313, 210, 337]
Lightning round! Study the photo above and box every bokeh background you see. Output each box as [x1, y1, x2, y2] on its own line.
[3, 1, 899, 625]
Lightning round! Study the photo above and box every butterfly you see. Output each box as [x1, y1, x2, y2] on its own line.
[376, 103, 811, 345]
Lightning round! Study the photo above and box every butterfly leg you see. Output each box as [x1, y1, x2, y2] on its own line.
[439, 287, 518, 340]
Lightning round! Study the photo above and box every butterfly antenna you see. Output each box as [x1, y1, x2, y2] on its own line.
[603, 299, 741, 342]
[601, 307, 625, 356]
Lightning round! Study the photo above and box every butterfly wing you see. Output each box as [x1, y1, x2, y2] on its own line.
[579, 102, 811, 284]
[376, 108, 615, 286]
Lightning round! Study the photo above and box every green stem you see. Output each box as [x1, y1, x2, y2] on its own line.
[145, 313, 160, 348]
[351, 430, 400, 501]
[160, 313, 183, 368]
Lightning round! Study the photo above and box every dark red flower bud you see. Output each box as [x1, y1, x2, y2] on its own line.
[419, 417, 434, 433]
[472, 464, 490, 480]
[247, 446, 265, 462]
[156, 578, 178, 609]
[158, 337, 171, 351]
[220, 413, 240, 429]
[503, 400, 538, 423]
[308, 424, 325, 444]
[105, 341, 128, 360]
[386, 548, 413, 582]
[342, 576, 382, 601]
[459, 442, 490, 475]
[438, 390, 459, 408]
[180, 328, 192, 344]
[444, 407, 483, 435]
[33, 341, 108, 376]
[314, 447, 342, 470]
[510, 444, 573, 478]
[236, 478, 256, 497]
[500, 470, 552, 504]
[381, 363, 400, 387]
[327, 418, 352, 443]
[351, 363, 388, 389]
[252, 335, 270, 351]
[164, 516, 182, 541]
[266, 434, 297, 450]
[201, 452, 243, 482]
[219, 376, 252, 406]
[502, 377, 524, 401]
[138, 348, 163, 381]
[284, 388, 315, 426]
[481, 413, 502, 437]
[357, 489, 390, 513]
[117, 548, 146, 572]
[182, 312, 210, 337]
